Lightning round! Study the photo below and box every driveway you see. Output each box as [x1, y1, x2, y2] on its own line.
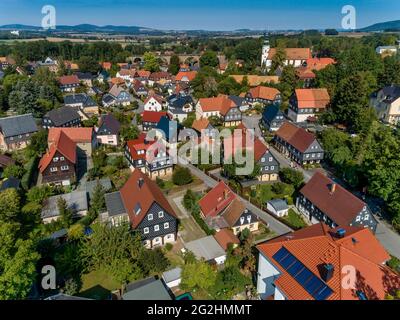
[242, 114, 263, 138]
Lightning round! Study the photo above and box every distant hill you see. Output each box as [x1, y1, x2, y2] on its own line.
[360, 20, 400, 32]
[0, 24, 158, 34]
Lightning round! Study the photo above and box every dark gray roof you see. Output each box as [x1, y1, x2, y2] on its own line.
[45, 106, 80, 126]
[262, 104, 284, 123]
[380, 85, 400, 103]
[228, 95, 245, 106]
[47, 228, 68, 240]
[267, 199, 289, 211]
[41, 191, 88, 219]
[123, 277, 172, 300]
[185, 236, 226, 261]
[98, 114, 121, 135]
[102, 94, 116, 105]
[162, 267, 182, 283]
[75, 72, 94, 80]
[83, 178, 112, 198]
[64, 93, 97, 108]
[105, 191, 126, 217]
[0, 114, 37, 138]
[45, 293, 92, 300]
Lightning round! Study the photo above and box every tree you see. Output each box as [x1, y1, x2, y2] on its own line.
[172, 166, 193, 186]
[200, 50, 219, 68]
[183, 189, 197, 211]
[279, 168, 304, 189]
[80, 223, 145, 283]
[139, 247, 169, 274]
[378, 55, 400, 87]
[120, 125, 139, 142]
[67, 224, 85, 240]
[57, 197, 74, 228]
[168, 55, 180, 75]
[26, 130, 48, 157]
[143, 52, 160, 72]
[180, 260, 216, 291]
[0, 238, 40, 299]
[78, 56, 101, 74]
[90, 183, 106, 217]
[3, 164, 25, 179]
[270, 45, 286, 73]
[0, 188, 20, 223]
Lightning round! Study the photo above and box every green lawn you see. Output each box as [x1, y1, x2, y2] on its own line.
[282, 209, 307, 229]
[78, 269, 121, 300]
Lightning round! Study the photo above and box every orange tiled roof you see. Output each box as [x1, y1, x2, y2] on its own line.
[257, 223, 399, 300]
[120, 169, 177, 228]
[48, 127, 93, 144]
[175, 71, 197, 82]
[214, 229, 240, 250]
[39, 131, 76, 173]
[248, 86, 280, 101]
[199, 181, 237, 218]
[198, 96, 237, 115]
[192, 118, 211, 132]
[295, 88, 330, 109]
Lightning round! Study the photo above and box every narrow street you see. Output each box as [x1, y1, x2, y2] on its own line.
[178, 157, 293, 236]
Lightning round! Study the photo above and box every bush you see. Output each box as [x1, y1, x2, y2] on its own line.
[21, 156, 39, 190]
[279, 168, 304, 189]
[172, 166, 193, 186]
[156, 177, 165, 188]
[191, 203, 215, 236]
[165, 243, 173, 251]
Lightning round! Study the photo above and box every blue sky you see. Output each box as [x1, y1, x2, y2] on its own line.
[0, 0, 399, 30]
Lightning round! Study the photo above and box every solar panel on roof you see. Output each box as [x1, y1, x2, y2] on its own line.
[287, 260, 305, 277]
[314, 285, 334, 301]
[280, 254, 297, 269]
[295, 268, 314, 285]
[272, 246, 333, 300]
[272, 246, 290, 262]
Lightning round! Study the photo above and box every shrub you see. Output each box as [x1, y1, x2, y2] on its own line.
[165, 243, 173, 251]
[172, 166, 193, 186]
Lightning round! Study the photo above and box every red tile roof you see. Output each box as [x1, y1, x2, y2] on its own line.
[48, 128, 93, 144]
[39, 131, 76, 173]
[198, 96, 237, 115]
[295, 88, 330, 109]
[102, 62, 112, 70]
[192, 118, 211, 132]
[248, 86, 280, 101]
[223, 124, 268, 162]
[275, 122, 317, 153]
[59, 75, 80, 86]
[136, 70, 151, 78]
[214, 229, 240, 251]
[199, 181, 237, 218]
[120, 169, 177, 228]
[257, 223, 399, 300]
[141, 111, 168, 123]
[299, 172, 367, 226]
[175, 71, 197, 82]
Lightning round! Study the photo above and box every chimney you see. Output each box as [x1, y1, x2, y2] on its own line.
[138, 178, 144, 189]
[329, 183, 336, 194]
[336, 228, 346, 238]
[321, 263, 334, 282]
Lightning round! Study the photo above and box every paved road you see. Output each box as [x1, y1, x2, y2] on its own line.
[179, 157, 292, 236]
[242, 115, 263, 138]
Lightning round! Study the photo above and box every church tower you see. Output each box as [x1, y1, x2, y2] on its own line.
[261, 32, 270, 69]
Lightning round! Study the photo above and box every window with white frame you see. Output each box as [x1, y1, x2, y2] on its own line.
[61, 165, 69, 171]
[50, 167, 58, 172]
[164, 222, 169, 229]
[144, 227, 149, 234]
[148, 214, 153, 221]
[154, 225, 159, 231]
[158, 211, 164, 218]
